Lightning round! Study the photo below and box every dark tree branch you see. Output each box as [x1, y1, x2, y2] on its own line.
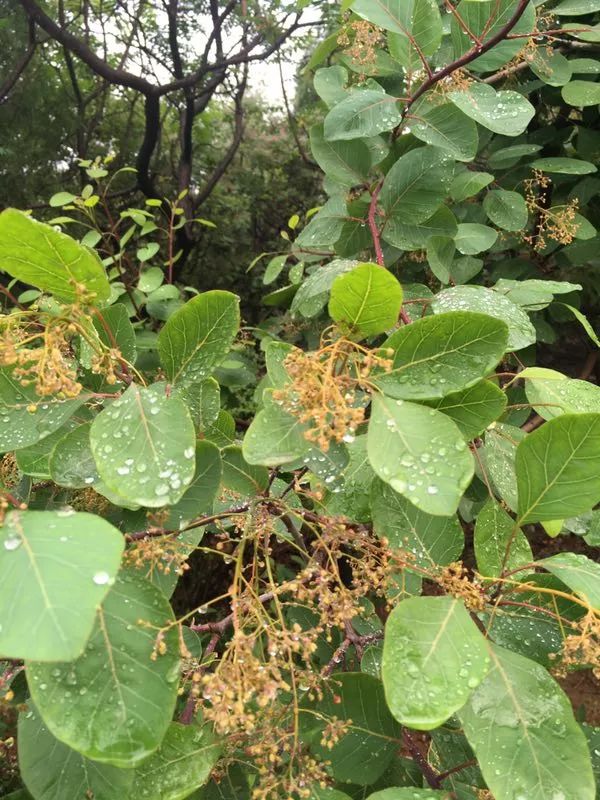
[0, 17, 37, 104]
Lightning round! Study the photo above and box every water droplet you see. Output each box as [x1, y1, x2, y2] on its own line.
[93, 571, 111, 585]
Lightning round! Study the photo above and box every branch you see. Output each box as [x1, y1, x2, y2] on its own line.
[278, 58, 318, 169]
[0, 18, 37, 104]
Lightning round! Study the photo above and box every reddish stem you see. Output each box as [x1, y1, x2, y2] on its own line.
[368, 179, 385, 267]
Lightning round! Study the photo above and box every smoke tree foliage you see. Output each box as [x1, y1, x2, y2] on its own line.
[1, 0, 600, 799]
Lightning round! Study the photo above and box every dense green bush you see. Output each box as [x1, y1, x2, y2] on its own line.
[1, 1, 600, 799]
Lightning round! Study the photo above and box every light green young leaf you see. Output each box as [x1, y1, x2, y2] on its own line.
[18, 705, 134, 800]
[90, 383, 196, 507]
[516, 413, 600, 524]
[474, 499, 532, 577]
[0, 208, 110, 303]
[367, 395, 474, 516]
[132, 722, 221, 800]
[458, 644, 595, 800]
[158, 291, 239, 385]
[432, 286, 536, 351]
[383, 596, 489, 730]
[380, 146, 454, 226]
[27, 573, 179, 767]
[328, 262, 403, 338]
[324, 90, 402, 141]
[374, 311, 508, 400]
[0, 510, 124, 661]
[450, 84, 535, 136]
[536, 553, 600, 609]
[372, 479, 464, 568]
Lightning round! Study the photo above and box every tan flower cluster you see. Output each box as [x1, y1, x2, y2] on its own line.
[524, 170, 580, 251]
[125, 534, 193, 579]
[338, 20, 383, 72]
[439, 562, 486, 611]
[551, 610, 600, 679]
[70, 487, 111, 515]
[272, 336, 392, 451]
[0, 454, 19, 489]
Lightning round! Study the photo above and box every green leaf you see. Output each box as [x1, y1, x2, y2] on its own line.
[382, 206, 458, 250]
[0, 509, 124, 660]
[427, 235, 455, 283]
[450, 84, 535, 136]
[458, 644, 595, 800]
[138, 266, 165, 293]
[49, 191, 77, 207]
[314, 66, 348, 107]
[174, 378, 221, 431]
[328, 262, 403, 338]
[410, 101, 478, 162]
[294, 197, 347, 251]
[132, 722, 221, 800]
[18, 704, 134, 800]
[374, 312, 508, 400]
[450, 171, 494, 202]
[382, 596, 489, 729]
[372, 479, 464, 567]
[380, 146, 454, 226]
[48, 423, 98, 488]
[454, 223, 498, 255]
[323, 90, 402, 141]
[220, 445, 269, 501]
[165, 441, 222, 529]
[15, 418, 81, 479]
[554, 0, 600, 12]
[301, 673, 401, 785]
[489, 144, 542, 169]
[493, 279, 582, 311]
[242, 389, 310, 466]
[27, 573, 179, 767]
[432, 286, 536, 351]
[451, 0, 536, 72]
[90, 383, 196, 507]
[0, 367, 85, 452]
[530, 48, 573, 86]
[91, 303, 137, 364]
[522, 368, 600, 420]
[352, 0, 441, 45]
[531, 157, 597, 174]
[483, 190, 529, 232]
[562, 80, 600, 107]
[516, 413, 600, 524]
[158, 291, 240, 385]
[424, 380, 507, 441]
[367, 394, 474, 516]
[0, 209, 110, 303]
[536, 553, 600, 609]
[481, 423, 525, 512]
[474, 499, 533, 577]
[309, 124, 371, 186]
[560, 304, 600, 348]
[365, 791, 450, 800]
[291, 259, 357, 318]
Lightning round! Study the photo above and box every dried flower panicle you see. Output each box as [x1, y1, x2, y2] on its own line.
[338, 20, 383, 73]
[439, 562, 486, 611]
[551, 609, 600, 679]
[523, 170, 580, 251]
[272, 336, 392, 452]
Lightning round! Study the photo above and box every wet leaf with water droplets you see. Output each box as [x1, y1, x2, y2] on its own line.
[367, 395, 474, 516]
[0, 510, 123, 660]
[458, 643, 595, 800]
[382, 596, 490, 730]
[90, 382, 196, 507]
[18, 704, 134, 800]
[132, 722, 221, 800]
[27, 573, 179, 767]
[474, 499, 532, 578]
